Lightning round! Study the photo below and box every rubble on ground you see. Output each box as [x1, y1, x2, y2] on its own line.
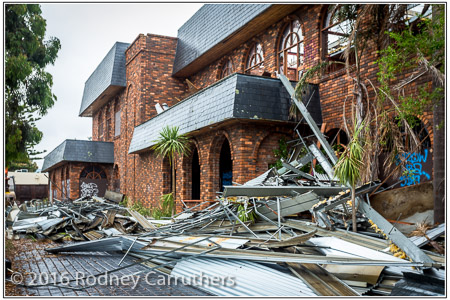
[5, 74, 445, 296]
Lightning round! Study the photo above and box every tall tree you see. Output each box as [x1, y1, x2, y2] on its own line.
[152, 126, 190, 216]
[5, 4, 61, 166]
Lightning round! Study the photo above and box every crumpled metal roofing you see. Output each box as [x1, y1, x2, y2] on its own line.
[171, 257, 317, 296]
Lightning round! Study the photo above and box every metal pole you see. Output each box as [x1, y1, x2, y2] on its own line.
[278, 73, 338, 165]
[49, 180, 53, 205]
[277, 197, 282, 240]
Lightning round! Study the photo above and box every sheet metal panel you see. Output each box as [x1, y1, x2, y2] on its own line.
[409, 223, 445, 248]
[310, 236, 406, 262]
[223, 185, 346, 197]
[171, 257, 317, 296]
[162, 236, 249, 249]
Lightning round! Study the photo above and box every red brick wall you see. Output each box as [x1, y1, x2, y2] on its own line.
[49, 163, 113, 200]
[84, 5, 435, 211]
[184, 5, 434, 141]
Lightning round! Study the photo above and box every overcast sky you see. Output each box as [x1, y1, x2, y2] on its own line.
[31, 3, 203, 170]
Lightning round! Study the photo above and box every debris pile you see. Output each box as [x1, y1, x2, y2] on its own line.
[6, 196, 155, 241]
[5, 74, 445, 296]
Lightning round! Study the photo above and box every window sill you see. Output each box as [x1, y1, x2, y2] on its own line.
[319, 61, 356, 83]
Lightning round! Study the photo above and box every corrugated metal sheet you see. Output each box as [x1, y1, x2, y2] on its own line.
[171, 257, 317, 296]
[409, 223, 445, 247]
[160, 236, 249, 249]
[243, 168, 274, 186]
[310, 237, 406, 262]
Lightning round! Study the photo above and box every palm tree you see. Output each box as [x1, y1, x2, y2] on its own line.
[334, 121, 364, 232]
[152, 126, 190, 216]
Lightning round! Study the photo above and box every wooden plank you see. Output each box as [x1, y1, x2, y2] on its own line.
[129, 210, 156, 230]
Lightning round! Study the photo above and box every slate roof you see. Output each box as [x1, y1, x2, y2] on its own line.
[129, 73, 322, 154]
[173, 4, 271, 75]
[42, 140, 114, 172]
[79, 42, 129, 117]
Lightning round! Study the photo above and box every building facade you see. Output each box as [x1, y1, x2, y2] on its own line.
[43, 4, 434, 210]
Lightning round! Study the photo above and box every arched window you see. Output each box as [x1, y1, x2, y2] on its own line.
[80, 165, 107, 179]
[220, 58, 234, 79]
[60, 167, 65, 198]
[245, 42, 264, 75]
[321, 5, 355, 61]
[52, 173, 57, 199]
[400, 116, 431, 150]
[278, 18, 304, 81]
[65, 166, 70, 199]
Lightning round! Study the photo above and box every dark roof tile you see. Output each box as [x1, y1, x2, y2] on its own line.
[42, 140, 114, 172]
[173, 4, 271, 74]
[129, 74, 322, 153]
[79, 42, 129, 116]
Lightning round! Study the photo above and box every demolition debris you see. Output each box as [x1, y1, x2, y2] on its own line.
[5, 74, 445, 296]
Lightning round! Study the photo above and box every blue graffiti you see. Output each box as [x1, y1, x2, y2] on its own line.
[397, 149, 430, 187]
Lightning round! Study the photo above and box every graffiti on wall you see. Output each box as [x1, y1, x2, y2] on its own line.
[398, 149, 431, 187]
[80, 182, 99, 197]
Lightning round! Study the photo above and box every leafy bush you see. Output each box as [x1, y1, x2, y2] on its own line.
[129, 200, 152, 217]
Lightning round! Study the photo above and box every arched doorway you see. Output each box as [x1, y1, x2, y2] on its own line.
[219, 140, 233, 192]
[113, 165, 120, 193]
[79, 165, 108, 198]
[191, 148, 201, 200]
[325, 128, 349, 156]
[162, 157, 172, 195]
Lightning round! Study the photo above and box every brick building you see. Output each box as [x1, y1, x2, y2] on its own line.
[43, 4, 434, 210]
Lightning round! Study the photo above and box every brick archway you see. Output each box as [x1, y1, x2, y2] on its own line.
[181, 139, 202, 202]
[254, 132, 290, 176]
[208, 131, 234, 196]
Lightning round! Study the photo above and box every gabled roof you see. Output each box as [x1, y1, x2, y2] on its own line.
[129, 73, 322, 154]
[42, 140, 114, 172]
[79, 42, 129, 117]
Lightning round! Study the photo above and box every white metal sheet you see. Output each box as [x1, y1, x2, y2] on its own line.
[171, 257, 317, 296]
[310, 236, 406, 262]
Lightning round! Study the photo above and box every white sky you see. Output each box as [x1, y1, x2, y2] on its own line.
[30, 3, 204, 170]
